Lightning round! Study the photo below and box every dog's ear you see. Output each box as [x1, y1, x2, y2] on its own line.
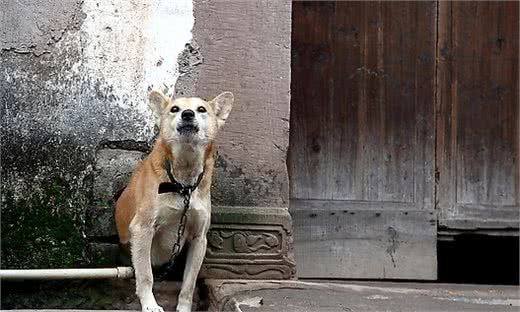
[210, 92, 234, 129]
[148, 90, 169, 121]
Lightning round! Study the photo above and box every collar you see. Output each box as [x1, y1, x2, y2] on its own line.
[158, 159, 204, 195]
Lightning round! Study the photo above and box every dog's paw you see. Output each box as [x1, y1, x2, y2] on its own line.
[143, 304, 164, 312]
[176, 302, 192, 312]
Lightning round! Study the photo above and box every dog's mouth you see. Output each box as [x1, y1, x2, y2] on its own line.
[177, 123, 199, 135]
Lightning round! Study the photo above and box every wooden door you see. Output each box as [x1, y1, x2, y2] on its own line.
[436, 1, 519, 230]
[290, 1, 437, 279]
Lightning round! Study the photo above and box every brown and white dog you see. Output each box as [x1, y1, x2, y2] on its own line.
[115, 90, 234, 312]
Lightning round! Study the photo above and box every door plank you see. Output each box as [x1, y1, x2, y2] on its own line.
[291, 203, 437, 279]
[436, 1, 520, 229]
[290, 1, 435, 206]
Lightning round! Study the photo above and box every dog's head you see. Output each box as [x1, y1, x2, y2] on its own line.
[149, 90, 234, 144]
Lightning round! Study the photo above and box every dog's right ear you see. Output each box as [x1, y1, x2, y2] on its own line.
[148, 90, 169, 121]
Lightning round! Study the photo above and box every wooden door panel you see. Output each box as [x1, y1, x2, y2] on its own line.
[290, 1, 437, 279]
[291, 205, 436, 279]
[290, 2, 435, 205]
[437, 1, 519, 229]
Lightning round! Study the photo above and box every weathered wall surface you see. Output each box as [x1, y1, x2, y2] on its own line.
[1, 0, 292, 270]
[1, 0, 195, 268]
[177, 0, 292, 207]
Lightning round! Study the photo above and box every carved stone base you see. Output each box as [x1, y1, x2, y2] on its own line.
[200, 206, 296, 280]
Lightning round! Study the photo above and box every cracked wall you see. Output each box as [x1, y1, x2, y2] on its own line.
[1, 0, 292, 269]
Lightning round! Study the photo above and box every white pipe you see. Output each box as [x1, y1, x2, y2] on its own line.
[0, 267, 134, 280]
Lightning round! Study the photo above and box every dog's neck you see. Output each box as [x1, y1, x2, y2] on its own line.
[160, 139, 207, 186]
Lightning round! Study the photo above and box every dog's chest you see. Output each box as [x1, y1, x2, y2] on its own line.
[154, 192, 209, 234]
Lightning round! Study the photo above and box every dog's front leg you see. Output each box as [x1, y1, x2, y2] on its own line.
[130, 218, 163, 312]
[177, 235, 207, 312]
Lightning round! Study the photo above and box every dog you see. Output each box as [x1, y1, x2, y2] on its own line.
[115, 90, 234, 312]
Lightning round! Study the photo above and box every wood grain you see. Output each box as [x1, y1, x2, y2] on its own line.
[290, 1, 435, 207]
[289, 1, 437, 279]
[291, 203, 437, 279]
[436, 1, 519, 229]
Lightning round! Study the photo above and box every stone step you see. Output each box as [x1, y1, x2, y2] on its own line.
[205, 279, 520, 312]
[1, 280, 205, 311]
[4, 279, 519, 311]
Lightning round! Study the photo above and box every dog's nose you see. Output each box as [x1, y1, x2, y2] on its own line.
[181, 109, 195, 121]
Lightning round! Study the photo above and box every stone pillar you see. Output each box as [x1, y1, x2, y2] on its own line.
[177, 0, 295, 279]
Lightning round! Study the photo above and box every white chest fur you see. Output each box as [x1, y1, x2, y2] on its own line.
[154, 190, 211, 239]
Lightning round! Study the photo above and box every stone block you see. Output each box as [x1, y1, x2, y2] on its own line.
[93, 148, 145, 207]
[86, 206, 117, 238]
[200, 206, 296, 280]
[87, 242, 119, 266]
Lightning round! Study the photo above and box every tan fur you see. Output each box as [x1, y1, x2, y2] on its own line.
[115, 91, 233, 312]
[115, 141, 214, 244]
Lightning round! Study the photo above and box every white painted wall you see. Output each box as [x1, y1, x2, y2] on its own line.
[79, 0, 194, 136]
[2, 0, 195, 143]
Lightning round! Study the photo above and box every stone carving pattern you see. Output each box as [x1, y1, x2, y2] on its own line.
[201, 216, 296, 279]
[203, 264, 291, 279]
[208, 230, 280, 253]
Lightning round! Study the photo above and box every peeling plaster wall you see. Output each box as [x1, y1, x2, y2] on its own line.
[1, 0, 194, 268]
[0, 0, 85, 56]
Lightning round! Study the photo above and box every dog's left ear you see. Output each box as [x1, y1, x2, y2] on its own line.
[210, 91, 234, 129]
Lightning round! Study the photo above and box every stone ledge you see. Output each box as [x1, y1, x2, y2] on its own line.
[204, 279, 520, 312]
[200, 206, 296, 280]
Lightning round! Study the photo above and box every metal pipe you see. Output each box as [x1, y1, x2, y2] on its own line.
[0, 267, 134, 280]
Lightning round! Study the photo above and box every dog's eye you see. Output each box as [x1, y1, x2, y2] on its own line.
[171, 106, 180, 113]
[197, 106, 207, 113]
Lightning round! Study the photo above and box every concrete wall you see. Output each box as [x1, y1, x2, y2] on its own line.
[1, 0, 291, 269]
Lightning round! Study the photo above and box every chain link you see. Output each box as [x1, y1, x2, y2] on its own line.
[157, 189, 193, 280]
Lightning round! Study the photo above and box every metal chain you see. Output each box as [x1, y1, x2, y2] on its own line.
[157, 189, 192, 280]
[171, 192, 191, 256]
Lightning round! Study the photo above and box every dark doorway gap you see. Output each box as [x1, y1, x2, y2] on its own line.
[437, 234, 519, 285]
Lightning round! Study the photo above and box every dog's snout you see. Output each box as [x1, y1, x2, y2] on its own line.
[181, 109, 195, 121]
